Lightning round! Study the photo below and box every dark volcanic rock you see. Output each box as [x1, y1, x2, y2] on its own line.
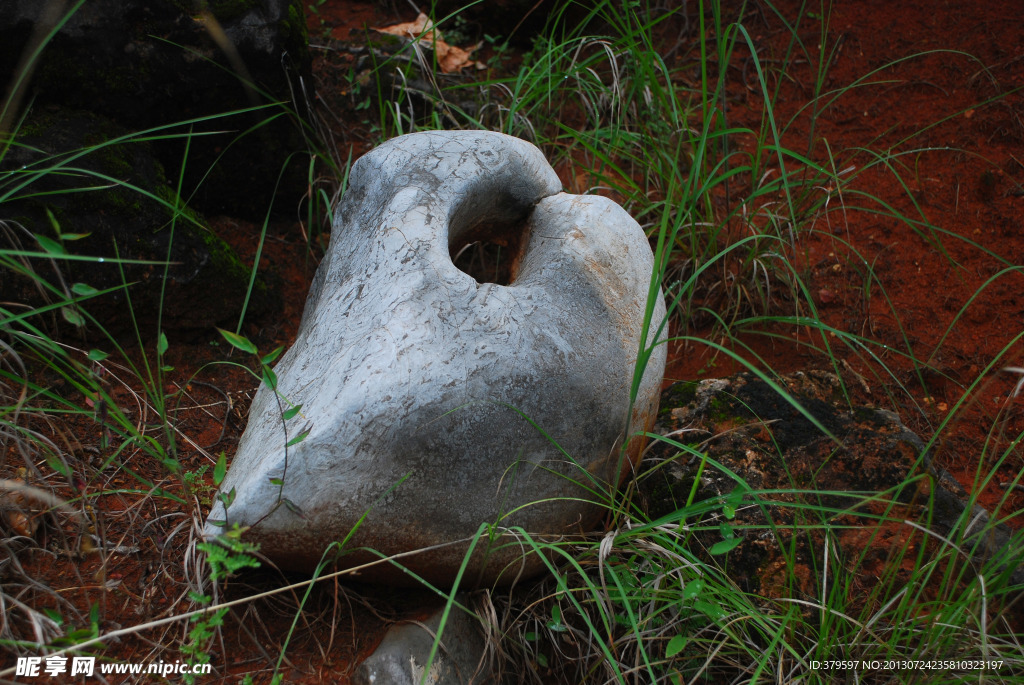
[0, 0, 312, 218]
[639, 371, 1024, 596]
[0, 108, 276, 331]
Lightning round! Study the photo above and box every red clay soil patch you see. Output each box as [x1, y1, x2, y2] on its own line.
[665, 0, 1024, 525]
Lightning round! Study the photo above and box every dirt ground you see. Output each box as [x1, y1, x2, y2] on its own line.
[3, 1, 1023, 682]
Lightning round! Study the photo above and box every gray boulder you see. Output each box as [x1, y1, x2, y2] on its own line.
[205, 131, 666, 587]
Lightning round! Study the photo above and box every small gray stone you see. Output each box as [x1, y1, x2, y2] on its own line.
[353, 601, 490, 685]
[206, 131, 667, 586]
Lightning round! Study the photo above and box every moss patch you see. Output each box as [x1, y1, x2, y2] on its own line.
[659, 380, 698, 415]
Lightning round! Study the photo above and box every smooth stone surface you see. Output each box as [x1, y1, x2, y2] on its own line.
[206, 131, 667, 586]
[353, 600, 489, 685]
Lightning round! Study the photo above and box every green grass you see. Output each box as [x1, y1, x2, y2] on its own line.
[2, 0, 1023, 682]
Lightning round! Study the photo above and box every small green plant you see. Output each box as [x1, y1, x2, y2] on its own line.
[211, 327, 309, 518]
[184, 454, 260, 682]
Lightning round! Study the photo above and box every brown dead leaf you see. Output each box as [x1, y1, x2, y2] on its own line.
[1, 479, 41, 537]
[436, 42, 483, 74]
[5, 510, 37, 537]
[374, 12, 484, 74]
[374, 12, 433, 39]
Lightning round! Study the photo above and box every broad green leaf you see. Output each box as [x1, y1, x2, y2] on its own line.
[709, 536, 743, 555]
[217, 328, 257, 354]
[261, 346, 284, 365]
[666, 634, 687, 658]
[218, 487, 236, 508]
[157, 331, 168, 356]
[282, 404, 302, 421]
[286, 429, 310, 447]
[65, 628, 95, 640]
[36, 234, 66, 255]
[214, 451, 227, 486]
[87, 349, 109, 362]
[61, 306, 85, 326]
[262, 366, 278, 390]
[694, 600, 727, 622]
[682, 579, 703, 600]
[727, 485, 746, 502]
[282, 498, 305, 517]
[723, 486, 744, 519]
[71, 282, 99, 296]
[547, 605, 567, 632]
[46, 452, 70, 476]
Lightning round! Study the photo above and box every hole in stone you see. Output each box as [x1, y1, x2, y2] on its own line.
[450, 220, 529, 286]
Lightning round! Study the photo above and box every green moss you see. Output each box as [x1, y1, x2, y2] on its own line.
[708, 394, 736, 423]
[155, 185, 204, 228]
[154, 185, 267, 301]
[89, 143, 146, 214]
[201, 226, 254, 288]
[281, 0, 310, 61]
[660, 381, 698, 414]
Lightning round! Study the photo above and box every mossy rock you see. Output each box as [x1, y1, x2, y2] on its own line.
[0, 107, 278, 331]
[637, 371, 1022, 596]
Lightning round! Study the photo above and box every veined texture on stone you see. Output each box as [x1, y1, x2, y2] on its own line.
[205, 130, 667, 587]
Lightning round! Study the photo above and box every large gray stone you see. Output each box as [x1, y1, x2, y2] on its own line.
[205, 131, 666, 587]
